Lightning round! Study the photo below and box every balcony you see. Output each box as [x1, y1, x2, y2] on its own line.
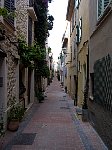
[27, 0, 37, 21]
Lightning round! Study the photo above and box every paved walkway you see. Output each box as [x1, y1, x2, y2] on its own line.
[1, 77, 108, 150]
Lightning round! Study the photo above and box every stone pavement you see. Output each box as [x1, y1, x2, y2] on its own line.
[1, 77, 108, 150]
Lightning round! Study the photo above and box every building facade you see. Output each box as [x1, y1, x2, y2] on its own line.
[66, 0, 78, 101]
[88, 0, 112, 148]
[76, 0, 89, 108]
[0, 0, 37, 129]
[16, 0, 37, 107]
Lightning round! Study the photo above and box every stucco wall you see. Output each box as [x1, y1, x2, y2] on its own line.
[88, 3, 112, 149]
[88, 100, 112, 149]
[89, 13, 112, 73]
[77, 0, 89, 107]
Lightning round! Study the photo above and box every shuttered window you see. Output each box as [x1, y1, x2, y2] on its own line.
[76, 17, 82, 44]
[79, 17, 82, 41]
[4, 0, 15, 26]
[75, 0, 81, 9]
[75, 0, 79, 8]
[104, 0, 110, 8]
[76, 25, 79, 44]
[97, 0, 111, 19]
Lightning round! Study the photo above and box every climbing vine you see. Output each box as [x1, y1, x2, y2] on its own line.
[34, 0, 54, 48]
[0, 7, 15, 17]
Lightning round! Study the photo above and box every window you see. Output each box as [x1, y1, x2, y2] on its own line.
[28, 16, 32, 46]
[79, 17, 82, 41]
[97, 0, 111, 19]
[76, 25, 79, 44]
[70, 46, 72, 61]
[90, 73, 94, 96]
[4, 0, 15, 26]
[72, 12, 74, 32]
[75, 0, 79, 9]
[76, 17, 82, 44]
[75, 0, 81, 8]
[78, 61, 80, 72]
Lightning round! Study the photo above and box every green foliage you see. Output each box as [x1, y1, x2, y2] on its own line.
[35, 61, 50, 78]
[8, 104, 24, 121]
[34, 0, 54, 48]
[36, 90, 44, 102]
[0, 8, 8, 17]
[48, 47, 51, 53]
[0, 7, 15, 17]
[47, 15, 54, 30]
[18, 39, 46, 68]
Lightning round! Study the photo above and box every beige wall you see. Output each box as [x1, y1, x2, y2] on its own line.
[77, 0, 89, 107]
[89, 14, 112, 73]
[67, 6, 77, 99]
[88, 2, 112, 148]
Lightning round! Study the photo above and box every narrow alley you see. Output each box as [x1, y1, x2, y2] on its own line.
[1, 77, 107, 150]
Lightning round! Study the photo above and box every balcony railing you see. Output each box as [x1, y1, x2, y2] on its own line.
[4, 0, 15, 26]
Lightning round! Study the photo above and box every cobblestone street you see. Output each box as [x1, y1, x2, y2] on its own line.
[1, 77, 108, 150]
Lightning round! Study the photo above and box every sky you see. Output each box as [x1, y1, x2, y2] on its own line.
[48, 0, 68, 62]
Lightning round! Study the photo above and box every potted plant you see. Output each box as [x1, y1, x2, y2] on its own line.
[36, 88, 45, 103]
[7, 103, 25, 131]
[82, 81, 89, 122]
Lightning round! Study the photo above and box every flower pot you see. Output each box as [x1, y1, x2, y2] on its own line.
[8, 120, 19, 131]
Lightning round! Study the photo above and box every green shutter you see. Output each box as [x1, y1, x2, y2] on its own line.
[75, 0, 79, 8]
[79, 17, 82, 41]
[76, 25, 79, 44]
[98, 0, 102, 18]
[104, 0, 110, 9]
